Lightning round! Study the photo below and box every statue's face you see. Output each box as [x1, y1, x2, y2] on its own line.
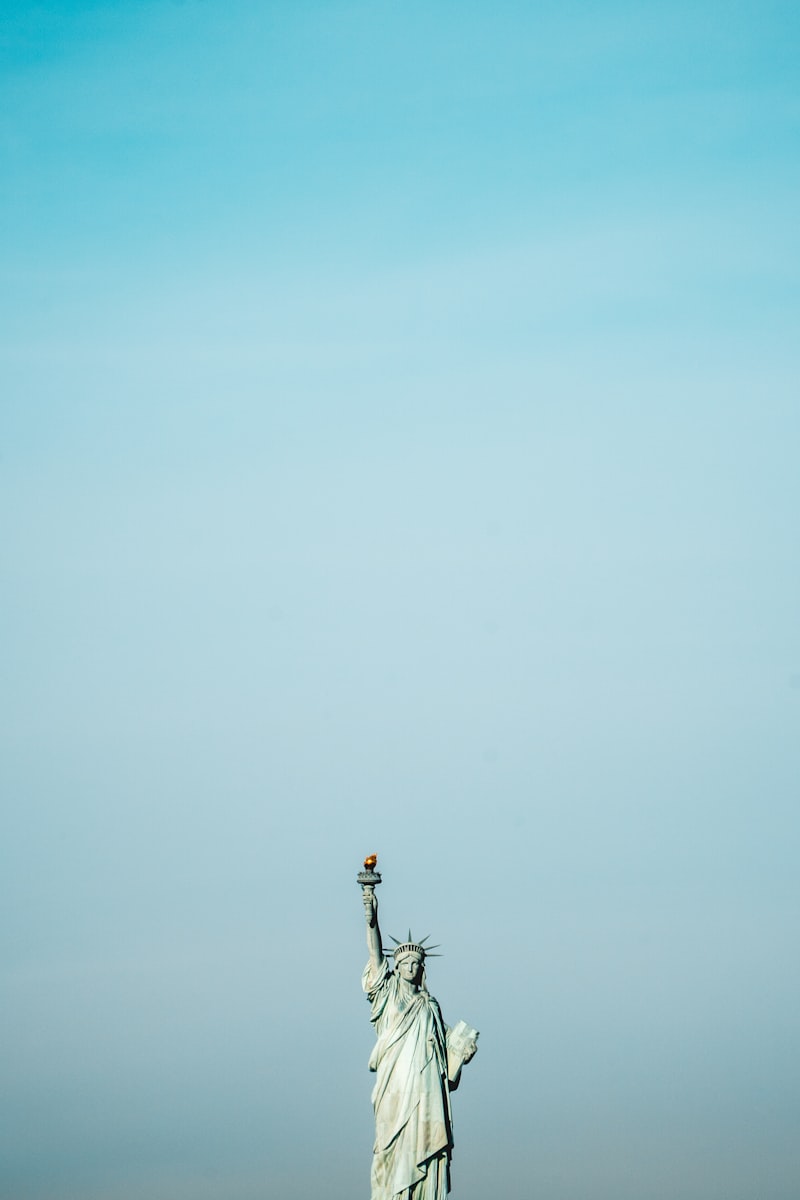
[397, 954, 423, 983]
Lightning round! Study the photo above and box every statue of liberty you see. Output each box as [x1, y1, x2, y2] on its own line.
[359, 856, 478, 1200]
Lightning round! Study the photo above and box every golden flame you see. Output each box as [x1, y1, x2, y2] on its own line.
[363, 853, 378, 870]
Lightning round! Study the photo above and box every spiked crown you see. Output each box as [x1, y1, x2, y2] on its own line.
[386, 931, 442, 961]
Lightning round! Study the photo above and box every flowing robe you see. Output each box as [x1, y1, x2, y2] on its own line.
[363, 959, 453, 1200]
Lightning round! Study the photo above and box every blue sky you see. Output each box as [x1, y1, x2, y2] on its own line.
[2, 3, 799, 1199]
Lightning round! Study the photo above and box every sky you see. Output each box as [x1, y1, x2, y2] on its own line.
[1, 2, 799, 1198]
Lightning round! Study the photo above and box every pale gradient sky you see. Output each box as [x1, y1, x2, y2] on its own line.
[2, 3, 799, 1199]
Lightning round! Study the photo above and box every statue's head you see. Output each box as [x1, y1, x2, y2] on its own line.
[390, 933, 440, 987]
[394, 947, 424, 984]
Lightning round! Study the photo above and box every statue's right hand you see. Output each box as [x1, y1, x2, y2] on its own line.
[363, 888, 377, 926]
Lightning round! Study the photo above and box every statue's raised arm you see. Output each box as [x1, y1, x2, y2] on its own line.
[363, 884, 384, 978]
[358, 854, 384, 983]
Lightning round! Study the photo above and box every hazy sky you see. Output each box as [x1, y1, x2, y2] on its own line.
[2, 3, 799, 1198]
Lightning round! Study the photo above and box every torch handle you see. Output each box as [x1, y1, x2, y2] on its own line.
[362, 884, 378, 927]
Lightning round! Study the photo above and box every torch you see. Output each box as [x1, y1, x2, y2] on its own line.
[358, 853, 382, 926]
